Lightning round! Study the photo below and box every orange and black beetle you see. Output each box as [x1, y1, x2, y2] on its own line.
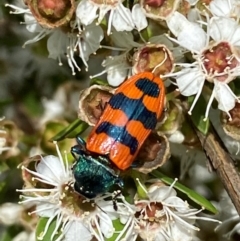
[71, 72, 165, 199]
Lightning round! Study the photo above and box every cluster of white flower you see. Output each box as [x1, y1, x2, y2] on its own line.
[5, 0, 240, 119]
[4, 0, 240, 240]
[17, 143, 220, 241]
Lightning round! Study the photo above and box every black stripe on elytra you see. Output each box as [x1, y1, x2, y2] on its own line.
[96, 122, 138, 155]
[108, 93, 157, 129]
[135, 78, 160, 97]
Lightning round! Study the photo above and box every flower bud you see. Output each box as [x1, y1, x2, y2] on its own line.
[140, 0, 190, 21]
[26, 0, 75, 28]
[135, 132, 170, 174]
[132, 44, 174, 77]
[78, 85, 115, 126]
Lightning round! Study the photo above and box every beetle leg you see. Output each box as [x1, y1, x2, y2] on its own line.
[112, 190, 122, 211]
[130, 160, 143, 168]
[76, 136, 86, 148]
[71, 145, 86, 160]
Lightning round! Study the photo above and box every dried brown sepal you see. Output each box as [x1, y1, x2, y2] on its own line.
[221, 102, 240, 141]
[0, 119, 21, 158]
[20, 155, 43, 193]
[20, 154, 70, 197]
[132, 44, 174, 77]
[26, 0, 75, 28]
[140, 0, 190, 21]
[20, 204, 38, 231]
[135, 132, 170, 174]
[78, 85, 115, 126]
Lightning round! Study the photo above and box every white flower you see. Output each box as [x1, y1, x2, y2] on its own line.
[131, 180, 220, 241]
[47, 21, 104, 75]
[131, 4, 148, 31]
[134, 181, 199, 240]
[5, 3, 103, 75]
[100, 54, 131, 87]
[215, 191, 240, 240]
[112, 180, 220, 241]
[76, 0, 134, 35]
[166, 12, 240, 120]
[91, 31, 141, 86]
[18, 142, 115, 241]
[209, 0, 240, 18]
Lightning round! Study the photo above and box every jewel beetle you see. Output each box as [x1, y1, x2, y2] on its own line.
[71, 137, 124, 199]
[71, 72, 165, 199]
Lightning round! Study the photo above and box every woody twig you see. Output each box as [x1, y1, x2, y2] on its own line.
[195, 123, 240, 215]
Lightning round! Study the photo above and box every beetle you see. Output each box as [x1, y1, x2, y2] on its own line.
[71, 137, 124, 199]
[72, 72, 165, 198]
[86, 72, 165, 170]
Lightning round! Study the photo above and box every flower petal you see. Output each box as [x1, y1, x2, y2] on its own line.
[167, 12, 206, 52]
[65, 221, 92, 241]
[148, 185, 177, 201]
[112, 6, 134, 32]
[36, 203, 56, 217]
[110, 30, 140, 49]
[47, 30, 67, 59]
[209, 0, 231, 17]
[132, 4, 148, 31]
[107, 67, 128, 86]
[24, 14, 42, 33]
[76, 0, 98, 25]
[81, 24, 104, 61]
[99, 212, 115, 238]
[171, 222, 194, 241]
[175, 67, 205, 96]
[36, 155, 66, 183]
[214, 82, 236, 112]
[210, 17, 240, 45]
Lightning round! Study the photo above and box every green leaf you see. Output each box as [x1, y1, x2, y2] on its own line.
[90, 78, 109, 86]
[50, 119, 89, 141]
[106, 219, 125, 241]
[35, 217, 61, 241]
[188, 95, 210, 134]
[151, 170, 218, 214]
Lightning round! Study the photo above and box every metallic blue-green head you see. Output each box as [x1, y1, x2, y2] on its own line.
[72, 153, 124, 199]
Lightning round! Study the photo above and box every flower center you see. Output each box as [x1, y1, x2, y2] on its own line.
[133, 45, 173, 76]
[90, 0, 120, 7]
[202, 42, 238, 82]
[201, 0, 212, 4]
[135, 202, 164, 222]
[60, 184, 96, 218]
[145, 0, 165, 8]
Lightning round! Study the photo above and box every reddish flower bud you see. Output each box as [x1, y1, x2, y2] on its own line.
[26, 0, 75, 28]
